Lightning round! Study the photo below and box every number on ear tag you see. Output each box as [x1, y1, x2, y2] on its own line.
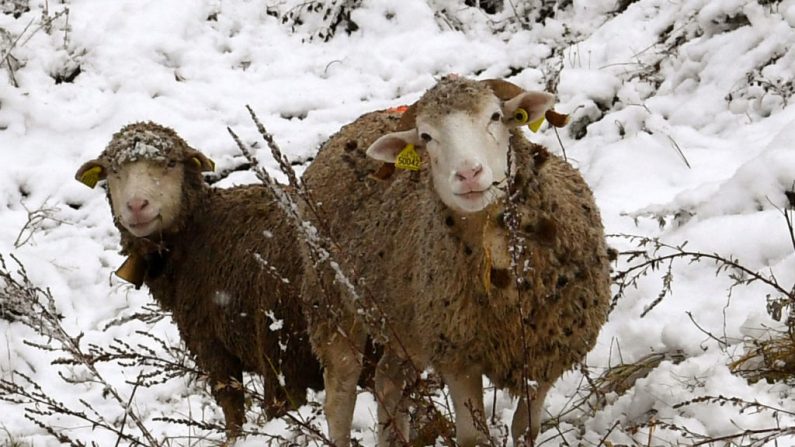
[79, 166, 103, 188]
[395, 144, 421, 171]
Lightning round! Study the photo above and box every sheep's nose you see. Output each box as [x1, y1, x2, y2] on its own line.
[127, 198, 149, 214]
[454, 164, 483, 182]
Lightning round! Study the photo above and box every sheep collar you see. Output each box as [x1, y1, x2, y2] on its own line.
[115, 254, 147, 288]
[115, 241, 171, 289]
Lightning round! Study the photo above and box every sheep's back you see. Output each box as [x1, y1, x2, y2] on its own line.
[301, 110, 432, 356]
[303, 111, 402, 238]
[487, 149, 611, 389]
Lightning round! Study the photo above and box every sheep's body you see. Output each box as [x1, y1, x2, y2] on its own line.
[77, 122, 323, 437]
[302, 79, 610, 446]
[135, 184, 323, 421]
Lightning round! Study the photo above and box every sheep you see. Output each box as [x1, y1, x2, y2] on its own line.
[74, 122, 324, 439]
[301, 77, 611, 446]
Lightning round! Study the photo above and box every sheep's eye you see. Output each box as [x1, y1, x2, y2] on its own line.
[490, 112, 501, 121]
[420, 132, 432, 143]
[167, 160, 177, 168]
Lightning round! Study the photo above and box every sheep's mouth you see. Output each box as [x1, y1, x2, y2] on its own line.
[126, 214, 162, 236]
[454, 181, 505, 201]
[128, 216, 158, 229]
[451, 180, 508, 212]
[454, 189, 489, 200]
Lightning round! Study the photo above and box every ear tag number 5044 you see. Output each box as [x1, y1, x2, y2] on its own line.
[395, 144, 421, 171]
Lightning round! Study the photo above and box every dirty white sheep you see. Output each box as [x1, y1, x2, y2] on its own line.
[301, 77, 611, 446]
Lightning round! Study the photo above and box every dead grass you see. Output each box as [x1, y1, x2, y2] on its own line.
[596, 351, 686, 398]
[730, 331, 795, 384]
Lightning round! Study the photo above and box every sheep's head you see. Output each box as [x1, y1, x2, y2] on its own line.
[367, 77, 554, 213]
[75, 122, 215, 239]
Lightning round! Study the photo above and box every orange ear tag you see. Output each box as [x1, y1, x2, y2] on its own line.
[79, 166, 103, 188]
[395, 144, 421, 171]
[545, 110, 571, 128]
[528, 116, 546, 133]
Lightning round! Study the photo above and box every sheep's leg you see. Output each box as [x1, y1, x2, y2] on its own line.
[442, 369, 488, 447]
[510, 383, 550, 446]
[375, 350, 411, 446]
[323, 333, 366, 447]
[190, 335, 245, 439]
[207, 356, 245, 439]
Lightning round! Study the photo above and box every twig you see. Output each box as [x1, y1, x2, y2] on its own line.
[610, 234, 791, 317]
[114, 373, 143, 447]
[14, 200, 67, 248]
[18, 9, 69, 49]
[503, 134, 536, 445]
[0, 254, 161, 446]
[553, 126, 567, 162]
[685, 311, 729, 348]
[229, 108, 455, 446]
[690, 426, 795, 446]
[0, 17, 35, 66]
[597, 420, 620, 446]
[665, 134, 691, 169]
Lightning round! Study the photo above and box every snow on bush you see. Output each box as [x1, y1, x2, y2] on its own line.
[1, 0, 794, 445]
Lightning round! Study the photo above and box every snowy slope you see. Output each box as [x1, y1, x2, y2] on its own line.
[1, 0, 794, 445]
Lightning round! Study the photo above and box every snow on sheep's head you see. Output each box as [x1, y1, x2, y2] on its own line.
[75, 122, 215, 238]
[366, 77, 554, 213]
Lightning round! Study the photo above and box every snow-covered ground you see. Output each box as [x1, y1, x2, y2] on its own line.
[1, 0, 794, 445]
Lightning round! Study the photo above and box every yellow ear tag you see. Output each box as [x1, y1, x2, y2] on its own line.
[191, 157, 216, 172]
[395, 144, 421, 171]
[528, 116, 545, 133]
[79, 166, 103, 188]
[514, 108, 529, 125]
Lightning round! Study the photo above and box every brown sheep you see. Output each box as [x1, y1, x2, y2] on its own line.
[301, 77, 611, 446]
[74, 122, 324, 440]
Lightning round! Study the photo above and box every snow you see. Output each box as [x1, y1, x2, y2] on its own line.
[265, 310, 284, 331]
[1, 0, 794, 445]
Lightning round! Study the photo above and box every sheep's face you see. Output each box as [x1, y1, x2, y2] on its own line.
[367, 79, 554, 214]
[75, 121, 215, 239]
[418, 96, 509, 213]
[107, 159, 185, 238]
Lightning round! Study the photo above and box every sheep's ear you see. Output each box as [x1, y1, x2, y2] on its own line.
[396, 102, 419, 131]
[365, 129, 421, 163]
[184, 149, 215, 172]
[75, 159, 107, 189]
[481, 79, 524, 101]
[502, 91, 556, 130]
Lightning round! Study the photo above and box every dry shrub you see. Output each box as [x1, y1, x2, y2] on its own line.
[596, 351, 686, 399]
[730, 331, 795, 384]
